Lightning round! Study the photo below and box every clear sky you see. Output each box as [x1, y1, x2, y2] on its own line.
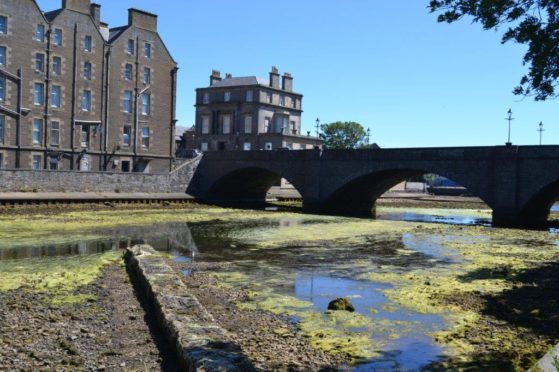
[36, 0, 559, 148]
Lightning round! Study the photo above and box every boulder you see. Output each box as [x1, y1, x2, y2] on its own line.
[327, 298, 355, 312]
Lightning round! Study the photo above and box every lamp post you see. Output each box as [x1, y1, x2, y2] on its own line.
[538, 121, 545, 145]
[315, 118, 320, 138]
[366, 128, 371, 146]
[505, 109, 514, 146]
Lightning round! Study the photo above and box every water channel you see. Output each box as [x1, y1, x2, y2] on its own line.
[1, 205, 558, 370]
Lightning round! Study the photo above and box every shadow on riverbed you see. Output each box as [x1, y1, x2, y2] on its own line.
[427, 262, 559, 370]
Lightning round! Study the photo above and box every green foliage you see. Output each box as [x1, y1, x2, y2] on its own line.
[319, 121, 367, 149]
[430, 0, 559, 100]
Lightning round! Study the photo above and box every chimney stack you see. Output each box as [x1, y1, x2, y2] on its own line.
[225, 73, 232, 79]
[282, 72, 293, 92]
[269, 66, 280, 89]
[90, 3, 101, 25]
[128, 8, 158, 32]
[62, 0, 91, 14]
[210, 70, 222, 86]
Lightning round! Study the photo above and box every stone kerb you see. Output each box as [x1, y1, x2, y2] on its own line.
[125, 245, 255, 371]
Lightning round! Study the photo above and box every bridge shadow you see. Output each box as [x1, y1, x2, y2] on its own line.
[427, 262, 559, 370]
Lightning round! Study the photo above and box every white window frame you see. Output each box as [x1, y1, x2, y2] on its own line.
[141, 126, 150, 147]
[35, 24, 45, 42]
[50, 121, 60, 146]
[84, 35, 92, 52]
[34, 83, 44, 105]
[143, 67, 151, 84]
[124, 63, 132, 81]
[52, 56, 61, 75]
[0, 16, 7, 34]
[84, 62, 92, 80]
[141, 93, 151, 115]
[0, 46, 6, 66]
[32, 154, 42, 170]
[54, 28, 62, 46]
[244, 114, 252, 134]
[127, 39, 134, 55]
[201, 116, 210, 134]
[123, 125, 131, 146]
[51, 85, 61, 108]
[144, 42, 151, 58]
[32, 119, 42, 145]
[123, 90, 132, 113]
[81, 90, 91, 112]
[35, 53, 45, 72]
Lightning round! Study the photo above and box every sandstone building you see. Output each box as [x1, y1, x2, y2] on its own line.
[194, 68, 321, 151]
[0, 0, 177, 172]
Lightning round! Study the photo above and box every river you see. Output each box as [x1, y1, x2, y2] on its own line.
[0, 204, 558, 370]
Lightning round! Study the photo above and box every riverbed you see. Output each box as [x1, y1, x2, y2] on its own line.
[1, 203, 558, 370]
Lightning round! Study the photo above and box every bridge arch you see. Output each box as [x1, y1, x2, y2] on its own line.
[316, 167, 494, 218]
[204, 166, 303, 202]
[515, 179, 559, 227]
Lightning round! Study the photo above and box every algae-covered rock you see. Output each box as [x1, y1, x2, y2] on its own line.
[327, 298, 355, 312]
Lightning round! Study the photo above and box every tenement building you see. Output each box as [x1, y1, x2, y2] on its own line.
[0, 0, 177, 172]
[194, 67, 321, 151]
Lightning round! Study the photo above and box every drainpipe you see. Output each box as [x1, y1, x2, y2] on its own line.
[70, 24, 78, 170]
[170, 66, 178, 171]
[44, 27, 52, 169]
[102, 44, 111, 171]
[15, 68, 22, 168]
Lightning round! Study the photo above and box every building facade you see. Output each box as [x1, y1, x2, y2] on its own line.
[0, 0, 177, 173]
[194, 67, 321, 152]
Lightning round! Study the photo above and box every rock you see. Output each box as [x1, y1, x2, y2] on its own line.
[327, 298, 355, 312]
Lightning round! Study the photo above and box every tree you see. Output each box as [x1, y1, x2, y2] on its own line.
[319, 121, 367, 149]
[430, 0, 559, 100]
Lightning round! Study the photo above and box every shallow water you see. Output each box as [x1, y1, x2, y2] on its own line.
[1, 206, 559, 370]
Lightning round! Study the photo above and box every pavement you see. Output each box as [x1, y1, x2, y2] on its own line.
[0, 192, 194, 201]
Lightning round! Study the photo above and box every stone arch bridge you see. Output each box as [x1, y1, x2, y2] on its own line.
[187, 146, 559, 228]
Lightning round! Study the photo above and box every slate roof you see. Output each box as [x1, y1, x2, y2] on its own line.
[109, 26, 128, 43]
[209, 76, 269, 88]
[44, 9, 63, 22]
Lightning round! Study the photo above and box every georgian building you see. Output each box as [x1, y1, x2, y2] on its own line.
[0, 0, 177, 173]
[194, 67, 321, 151]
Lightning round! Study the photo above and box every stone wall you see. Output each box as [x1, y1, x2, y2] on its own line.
[0, 156, 199, 193]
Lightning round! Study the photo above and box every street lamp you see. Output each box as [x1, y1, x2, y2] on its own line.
[538, 121, 545, 145]
[315, 118, 320, 138]
[366, 128, 371, 146]
[505, 109, 514, 146]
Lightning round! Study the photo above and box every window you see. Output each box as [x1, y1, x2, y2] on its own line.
[246, 90, 253, 102]
[36, 24, 45, 42]
[200, 142, 208, 152]
[224, 91, 231, 102]
[141, 93, 150, 115]
[0, 153, 3, 168]
[81, 90, 91, 112]
[121, 160, 130, 172]
[280, 96, 285, 106]
[243, 142, 252, 151]
[244, 115, 252, 134]
[32, 155, 42, 170]
[124, 63, 132, 80]
[54, 29, 62, 46]
[293, 99, 298, 109]
[50, 121, 60, 146]
[34, 83, 44, 105]
[123, 90, 132, 113]
[141, 127, 150, 147]
[0, 16, 7, 34]
[144, 42, 151, 58]
[0, 76, 5, 101]
[127, 39, 134, 55]
[51, 85, 61, 108]
[49, 157, 58, 170]
[123, 125, 131, 146]
[264, 117, 270, 133]
[222, 115, 231, 134]
[84, 35, 92, 52]
[35, 53, 45, 72]
[276, 116, 288, 133]
[201, 116, 210, 134]
[143, 67, 150, 84]
[32, 119, 42, 145]
[202, 93, 209, 104]
[0, 46, 5, 66]
[0, 115, 4, 143]
[52, 56, 61, 75]
[81, 126, 89, 147]
[266, 92, 272, 103]
[84, 62, 92, 80]
[290, 121, 297, 135]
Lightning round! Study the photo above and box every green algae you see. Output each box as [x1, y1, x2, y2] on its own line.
[377, 206, 492, 219]
[0, 250, 122, 304]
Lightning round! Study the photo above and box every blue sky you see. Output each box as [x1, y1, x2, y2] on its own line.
[37, 0, 559, 147]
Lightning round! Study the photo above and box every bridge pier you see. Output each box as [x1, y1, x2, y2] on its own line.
[492, 208, 550, 229]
